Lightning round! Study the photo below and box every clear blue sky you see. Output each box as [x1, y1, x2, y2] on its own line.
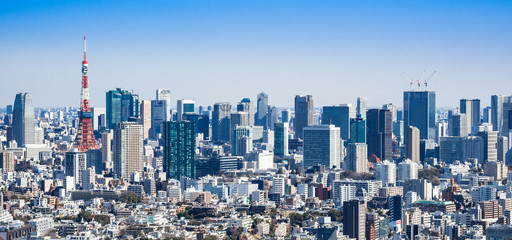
[1, 0, 511, 109]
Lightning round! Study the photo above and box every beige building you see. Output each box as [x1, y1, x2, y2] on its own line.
[114, 122, 144, 178]
[406, 126, 420, 162]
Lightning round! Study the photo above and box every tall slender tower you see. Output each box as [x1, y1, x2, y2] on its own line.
[75, 35, 99, 151]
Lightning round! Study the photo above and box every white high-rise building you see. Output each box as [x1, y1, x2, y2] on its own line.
[156, 89, 171, 120]
[357, 97, 367, 119]
[303, 125, 341, 169]
[113, 122, 144, 178]
[81, 167, 95, 190]
[375, 160, 397, 186]
[139, 100, 151, 139]
[101, 131, 112, 171]
[272, 177, 286, 196]
[332, 181, 356, 206]
[398, 159, 420, 182]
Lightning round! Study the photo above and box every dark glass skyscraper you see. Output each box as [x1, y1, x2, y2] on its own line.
[294, 95, 314, 139]
[106, 88, 140, 129]
[322, 105, 352, 141]
[367, 109, 392, 161]
[212, 102, 232, 142]
[12, 93, 35, 146]
[343, 200, 366, 240]
[163, 121, 196, 180]
[403, 91, 436, 140]
[256, 92, 268, 129]
[350, 116, 366, 143]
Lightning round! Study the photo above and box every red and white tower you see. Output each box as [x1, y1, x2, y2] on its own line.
[75, 35, 99, 151]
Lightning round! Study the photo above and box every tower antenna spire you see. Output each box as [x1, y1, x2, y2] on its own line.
[83, 34, 87, 62]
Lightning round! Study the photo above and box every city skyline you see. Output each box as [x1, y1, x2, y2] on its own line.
[1, 1, 512, 108]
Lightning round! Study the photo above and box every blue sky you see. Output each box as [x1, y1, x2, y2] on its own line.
[1, 0, 511, 109]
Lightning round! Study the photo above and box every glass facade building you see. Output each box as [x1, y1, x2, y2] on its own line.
[403, 91, 436, 140]
[163, 121, 196, 180]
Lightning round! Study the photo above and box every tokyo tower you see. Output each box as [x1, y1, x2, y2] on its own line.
[75, 35, 99, 151]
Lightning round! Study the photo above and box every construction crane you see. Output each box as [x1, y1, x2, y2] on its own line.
[404, 73, 415, 90]
[424, 70, 436, 90]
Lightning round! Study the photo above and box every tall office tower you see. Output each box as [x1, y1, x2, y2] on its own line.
[491, 95, 512, 133]
[460, 99, 481, 134]
[375, 160, 396, 185]
[477, 128, 498, 163]
[294, 95, 314, 139]
[497, 136, 509, 162]
[101, 131, 112, 172]
[212, 102, 232, 142]
[150, 100, 167, 140]
[156, 89, 171, 120]
[281, 109, 291, 124]
[91, 107, 106, 131]
[346, 143, 368, 173]
[482, 106, 492, 123]
[322, 104, 352, 141]
[389, 195, 403, 222]
[86, 149, 103, 174]
[113, 122, 143, 178]
[382, 103, 397, 123]
[303, 125, 341, 169]
[106, 88, 140, 129]
[366, 213, 381, 240]
[231, 112, 249, 127]
[177, 99, 195, 121]
[274, 123, 289, 158]
[394, 120, 405, 146]
[163, 121, 196, 180]
[398, 159, 419, 181]
[0, 151, 15, 173]
[237, 98, 254, 126]
[449, 113, 468, 137]
[256, 92, 269, 129]
[350, 116, 366, 143]
[81, 167, 96, 190]
[367, 109, 393, 161]
[267, 106, 278, 130]
[139, 100, 151, 139]
[12, 93, 35, 146]
[357, 97, 367, 119]
[65, 149, 87, 186]
[232, 126, 253, 156]
[74, 36, 99, 151]
[182, 113, 210, 139]
[343, 200, 366, 240]
[406, 126, 420, 162]
[403, 91, 436, 140]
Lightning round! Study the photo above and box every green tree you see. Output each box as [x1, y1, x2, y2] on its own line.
[78, 211, 93, 222]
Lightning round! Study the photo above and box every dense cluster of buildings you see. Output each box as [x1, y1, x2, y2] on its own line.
[2, 39, 512, 240]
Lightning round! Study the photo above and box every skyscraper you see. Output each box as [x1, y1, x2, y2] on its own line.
[343, 200, 366, 240]
[150, 100, 167, 139]
[460, 99, 480, 134]
[156, 89, 171, 120]
[65, 149, 87, 186]
[357, 97, 367, 119]
[406, 126, 420, 162]
[177, 99, 195, 121]
[256, 92, 269, 129]
[212, 102, 232, 142]
[350, 116, 366, 143]
[267, 105, 278, 130]
[491, 95, 512, 133]
[367, 109, 393, 161]
[113, 122, 143, 178]
[274, 122, 289, 158]
[0, 151, 15, 173]
[346, 143, 368, 173]
[322, 104, 352, 141]
[139, 100, 151, 139]
[403, 91, 436, 140]
[237, 98, 254, 126]
[12, 92, 35, 146]
[449, 113, 468, 137]
[294, 95, 314, 139]
[389, 195, 403, 222]
[303, 125, 340, 169]
[106, 88, 140, 129]
[163, 121, 196, 180]
[477, 128, 498, 163]
[231, 126, 253, 156]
